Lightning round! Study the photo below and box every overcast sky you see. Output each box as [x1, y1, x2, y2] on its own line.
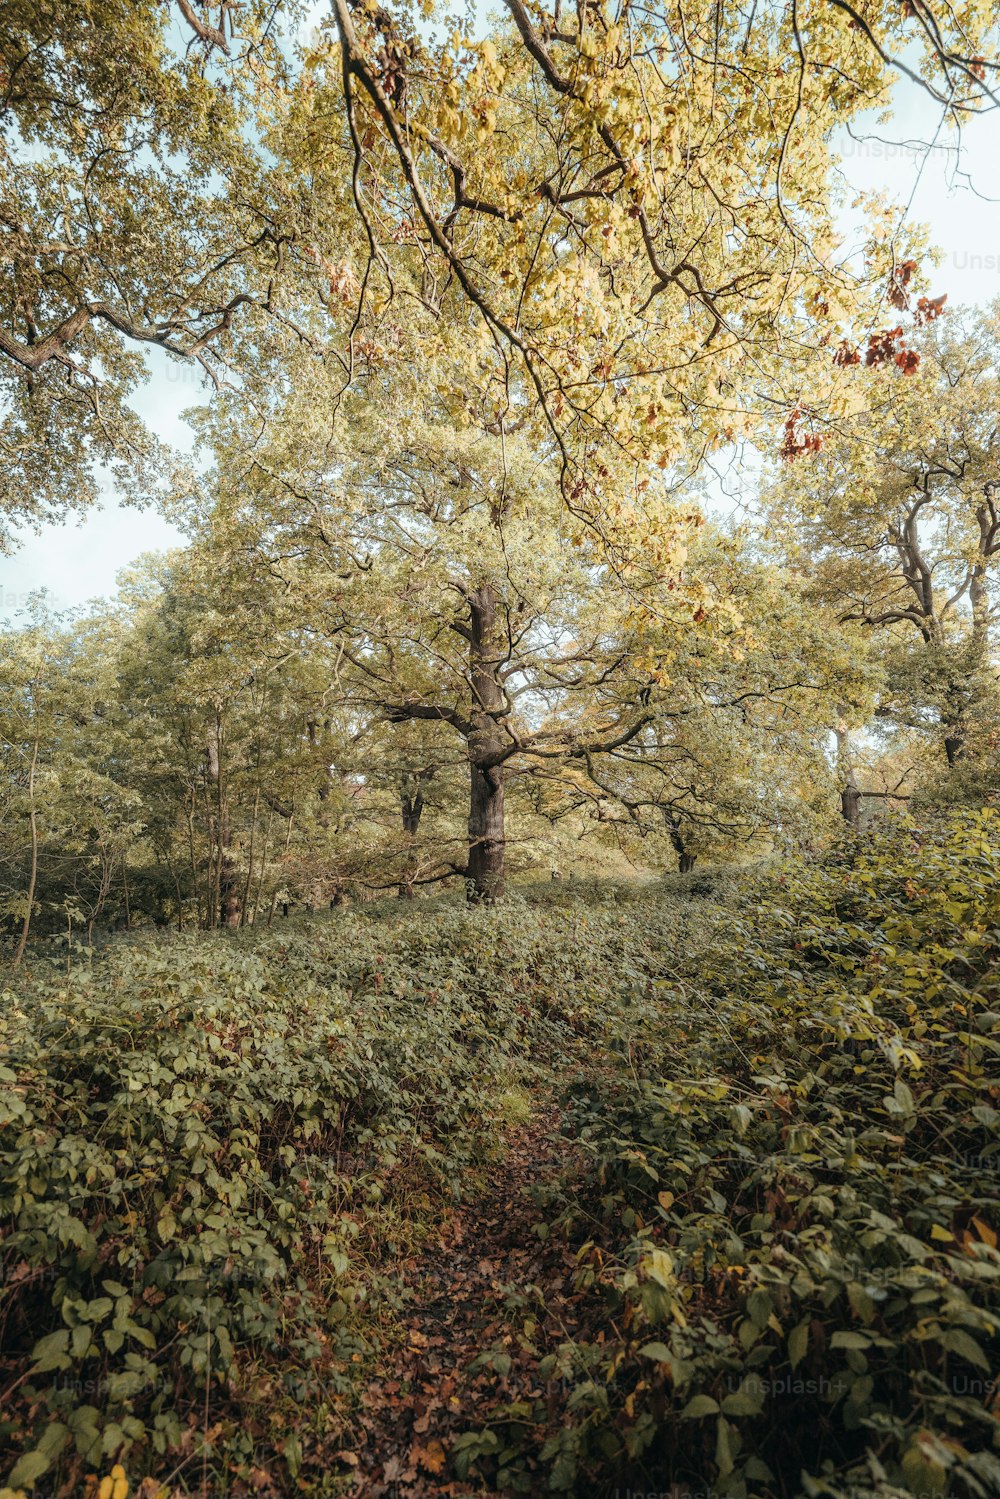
[4, 66, 1000, 617]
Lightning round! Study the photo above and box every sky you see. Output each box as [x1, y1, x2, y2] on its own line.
[4, 58, 1000, 617]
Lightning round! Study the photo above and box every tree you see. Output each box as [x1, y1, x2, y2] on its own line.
[109, 550, 363, 928]
[528, 530, 864, 868]
[6, 0, 994, 546]
[765, 306, 1000, 803]
[303, 0, 996, 518]
[0, 604, 144, 955]
[195, 289, 723, 899]
[0, 0, 301, 540]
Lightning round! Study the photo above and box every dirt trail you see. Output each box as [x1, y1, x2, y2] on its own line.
[348, 1108, 583, 1497]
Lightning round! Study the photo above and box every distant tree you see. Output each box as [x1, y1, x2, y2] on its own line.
[766, 307, 1000, 805]
[529, 532, 865, 868]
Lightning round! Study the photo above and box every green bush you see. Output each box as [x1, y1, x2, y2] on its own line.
[0, 892, 699, 1494]
[4, 821, 998, 1498]
[465, 814, 1000, 1497]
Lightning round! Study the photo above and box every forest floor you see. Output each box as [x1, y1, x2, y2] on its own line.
[347, 1105, 581, 1497]
[3, 840, 1000, 1499]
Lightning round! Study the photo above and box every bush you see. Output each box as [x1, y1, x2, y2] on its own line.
[464, 814, 1000, 1497]
[0, 891, 701, 1494]
[5, 820, 998, 1498]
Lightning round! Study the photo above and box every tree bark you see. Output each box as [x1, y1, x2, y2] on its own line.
[207, 715, 240, 928]
[835, 721, 862, 831]
[466, 583, 506, 902]
[398, 780, 425, 899]
[468, 762, 505, 901]
[12, 735, 39, 968]
[240, 785, 261, 927]
[662, 807, 697, 873]
[942, 673, 974, 768]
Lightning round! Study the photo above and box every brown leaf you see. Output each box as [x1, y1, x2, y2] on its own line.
[411, 1438, 447, 1474]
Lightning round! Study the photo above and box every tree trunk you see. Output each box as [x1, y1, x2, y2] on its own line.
[219, 817, 240, 928]
[466, 584, 506, 902]
[251, 807, 275, 927]
[207, 716, 240, 928]
[663, 807, 696, 873]
[398, 782, 425, 899]
[941, 670, 976, 768]
[467, 762, 505, 901]
[835, 721, 862, 831]
[840, 782, 862, 828]
[12, 735, 39, 968]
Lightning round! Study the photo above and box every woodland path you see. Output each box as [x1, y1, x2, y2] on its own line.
[346, 1107, 591, 1498]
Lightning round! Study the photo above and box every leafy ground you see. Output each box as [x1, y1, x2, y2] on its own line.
[2, 818, 999, 1499]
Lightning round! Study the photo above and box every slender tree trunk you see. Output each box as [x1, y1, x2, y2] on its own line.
[207, 714, 240, 928]
[167, 859, 185, 931]
[240, 786, 261, 927]
[663, 807, 696, 873]
[251, 807, 274, 926]
[199, 771, 217, 928]
[88, 852, 115, 945]
[12, 735, 39, 968]
[466, 584, 507, 902]
[185, 790, 202, 928]
[267, 814, 294, 927]
[218, 808, 240, 926]
[835, 721, 862, 830]
[398, 782, 425, 899]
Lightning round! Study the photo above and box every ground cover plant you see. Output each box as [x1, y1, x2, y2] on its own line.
[2, 815, 998, 1497]
[456, 814, 1000, 1498]
[0, 885, 697, 1494]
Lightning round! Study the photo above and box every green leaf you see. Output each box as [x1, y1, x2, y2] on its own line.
[7, 1449, 51, 1489]
[788, 1319, 809, 1370]
[893, 1078, 915, 1114]
[940, 1327, 989, 1371]
[681, 1394, 720, 1418]
[722, 1390, 763, 1417]
[36, 1423, 69, 1461]
[746, 1288, 772, 1329]
[642, 1247, 674, 1287]
[30, 1328, 70, 1372]
[715, 1416, 735, 1479]
[830, 1331, 871, 1349]
[745, 1457, 775, 1482]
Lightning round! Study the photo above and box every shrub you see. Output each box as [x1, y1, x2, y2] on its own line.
[0, 891, 699, 1493]
[463, 815, 1000, 1497]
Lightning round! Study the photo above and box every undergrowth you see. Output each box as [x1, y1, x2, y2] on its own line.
[461, 815, 1000, 1498]
[2, 817, 999, 1498]
[0, 886, 699, 1495]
